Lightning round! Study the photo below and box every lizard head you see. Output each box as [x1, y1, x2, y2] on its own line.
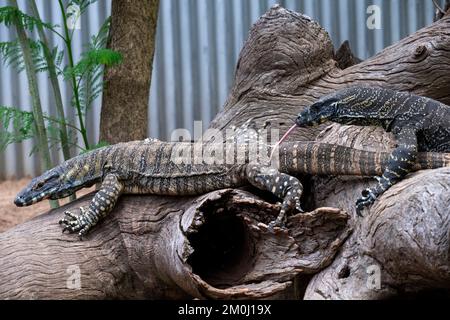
[13, 164, 84, 206]
[295, 87, 367, 127]
[14, 167, 65, 206]
[14, 160, 92, 206]
[296, 86, 393, 127]
[296, 95, 340, 127]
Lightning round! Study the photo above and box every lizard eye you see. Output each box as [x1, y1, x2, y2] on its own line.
[32, 181, 44, 190]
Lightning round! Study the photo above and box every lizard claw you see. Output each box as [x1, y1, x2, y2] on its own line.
[355, 188, 377, 217]
[59, 207, 92, 239]
[267, 208, 288, 233]
[295, 204, 305, 213]
[373, 175, 382, 183]
[267, 219, 286, 233]
[61, 226, 70, 234]
[268, 187, 303, 232]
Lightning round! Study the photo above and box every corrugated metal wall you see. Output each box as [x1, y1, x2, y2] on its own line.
[0, 0, 445, 179]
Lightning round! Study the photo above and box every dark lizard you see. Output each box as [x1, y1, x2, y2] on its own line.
[14, 135, 450, 238]
[295, 86, 450, 215]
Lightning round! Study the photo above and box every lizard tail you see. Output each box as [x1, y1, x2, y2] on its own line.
[280, 142, 450, 177]
[415, 152, 450, 171]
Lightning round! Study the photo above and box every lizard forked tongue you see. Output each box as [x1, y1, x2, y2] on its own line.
[269, 123, 298, 161]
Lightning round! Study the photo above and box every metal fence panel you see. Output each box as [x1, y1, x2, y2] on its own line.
[0, 0, 444, 178]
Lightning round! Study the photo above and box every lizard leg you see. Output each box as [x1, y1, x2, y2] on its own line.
[246, 165, 304, 229]
[356, 128, 418, 216]
[59, 173, 123, 239]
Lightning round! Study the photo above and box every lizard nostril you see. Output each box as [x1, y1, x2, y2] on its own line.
[14, 197, 24, 206]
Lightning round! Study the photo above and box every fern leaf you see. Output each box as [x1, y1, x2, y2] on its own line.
[0, 6, 55, 31]
[54, 47, 64, 66]
[87, 67, 105, 104]
[45, 121, 63, 152]
[0, 40, 23, 70]
[90, 16, 111, 49]
[66, 48, 122, 79]
[0, 39, 57, 74]
[0, 105, 35, 151]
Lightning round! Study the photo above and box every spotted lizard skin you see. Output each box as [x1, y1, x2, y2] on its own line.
[296, 86, 450, 215]
[15, 126, 450, 238]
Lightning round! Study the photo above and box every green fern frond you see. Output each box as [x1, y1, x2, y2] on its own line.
[66, 48, 121, 111]
[75, 16, 113, 111]
[45, 121, 64, 152]
[0, 6, 55, 31]
[90, 16, 111, 50]
[62, 15, 120, 118]
[0, 105, 35, 151]
[41, 115, 80, 152]
[0, 39, 62, 74]
[0, 40, 24, 71]
[55, 48, 64, 67]
[35, 43, 64, 74]
[89, 70, 104, 99]
[78, 58, 105, 111]
[65, 48, 122, 79]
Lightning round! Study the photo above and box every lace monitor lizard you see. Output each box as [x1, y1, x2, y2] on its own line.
[15, 135, 450, 238]
[296, 86, 450, 215]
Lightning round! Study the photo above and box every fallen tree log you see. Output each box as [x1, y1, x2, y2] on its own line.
[0, 189, 349, 299]
[1, 5, 450, 299]
[305, 168, 450, 299]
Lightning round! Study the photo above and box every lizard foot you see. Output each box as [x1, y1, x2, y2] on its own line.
[268, 186, 304, 232]
[59, 207, 93, 239]
[268, 210, 287, 232]
[355, 188, 377, 217]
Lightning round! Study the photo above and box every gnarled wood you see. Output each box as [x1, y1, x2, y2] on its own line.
[334, 40, 362, 69]
[305, 168, 450, 299]
[0, 189, 349, 299]
[2, 5, 450, 299]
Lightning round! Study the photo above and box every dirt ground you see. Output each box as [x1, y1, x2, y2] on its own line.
[0, 178, 94, 233]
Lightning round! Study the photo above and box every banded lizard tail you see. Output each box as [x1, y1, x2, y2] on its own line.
[296, 86, 450, 215]
[14, 139, 450, 238]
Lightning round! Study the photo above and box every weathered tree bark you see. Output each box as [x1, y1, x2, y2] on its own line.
[100, 0, 159, 144]
[2, 5, 450, 299]
[305, 168, 450, 299]
[334, 40, 362, 69]
[434, 0, 450, 21]
[0, 190, 349, 299]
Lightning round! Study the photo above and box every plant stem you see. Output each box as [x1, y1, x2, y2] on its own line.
[29, 1, 71, 161]
[58, 0, 90, 151]
[30, 0, 76, 202]
[12, 0, 59, 209]
[46, 136, 86, 152]
[47, 27, 66, 43]
[42, 114, 83, 134]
